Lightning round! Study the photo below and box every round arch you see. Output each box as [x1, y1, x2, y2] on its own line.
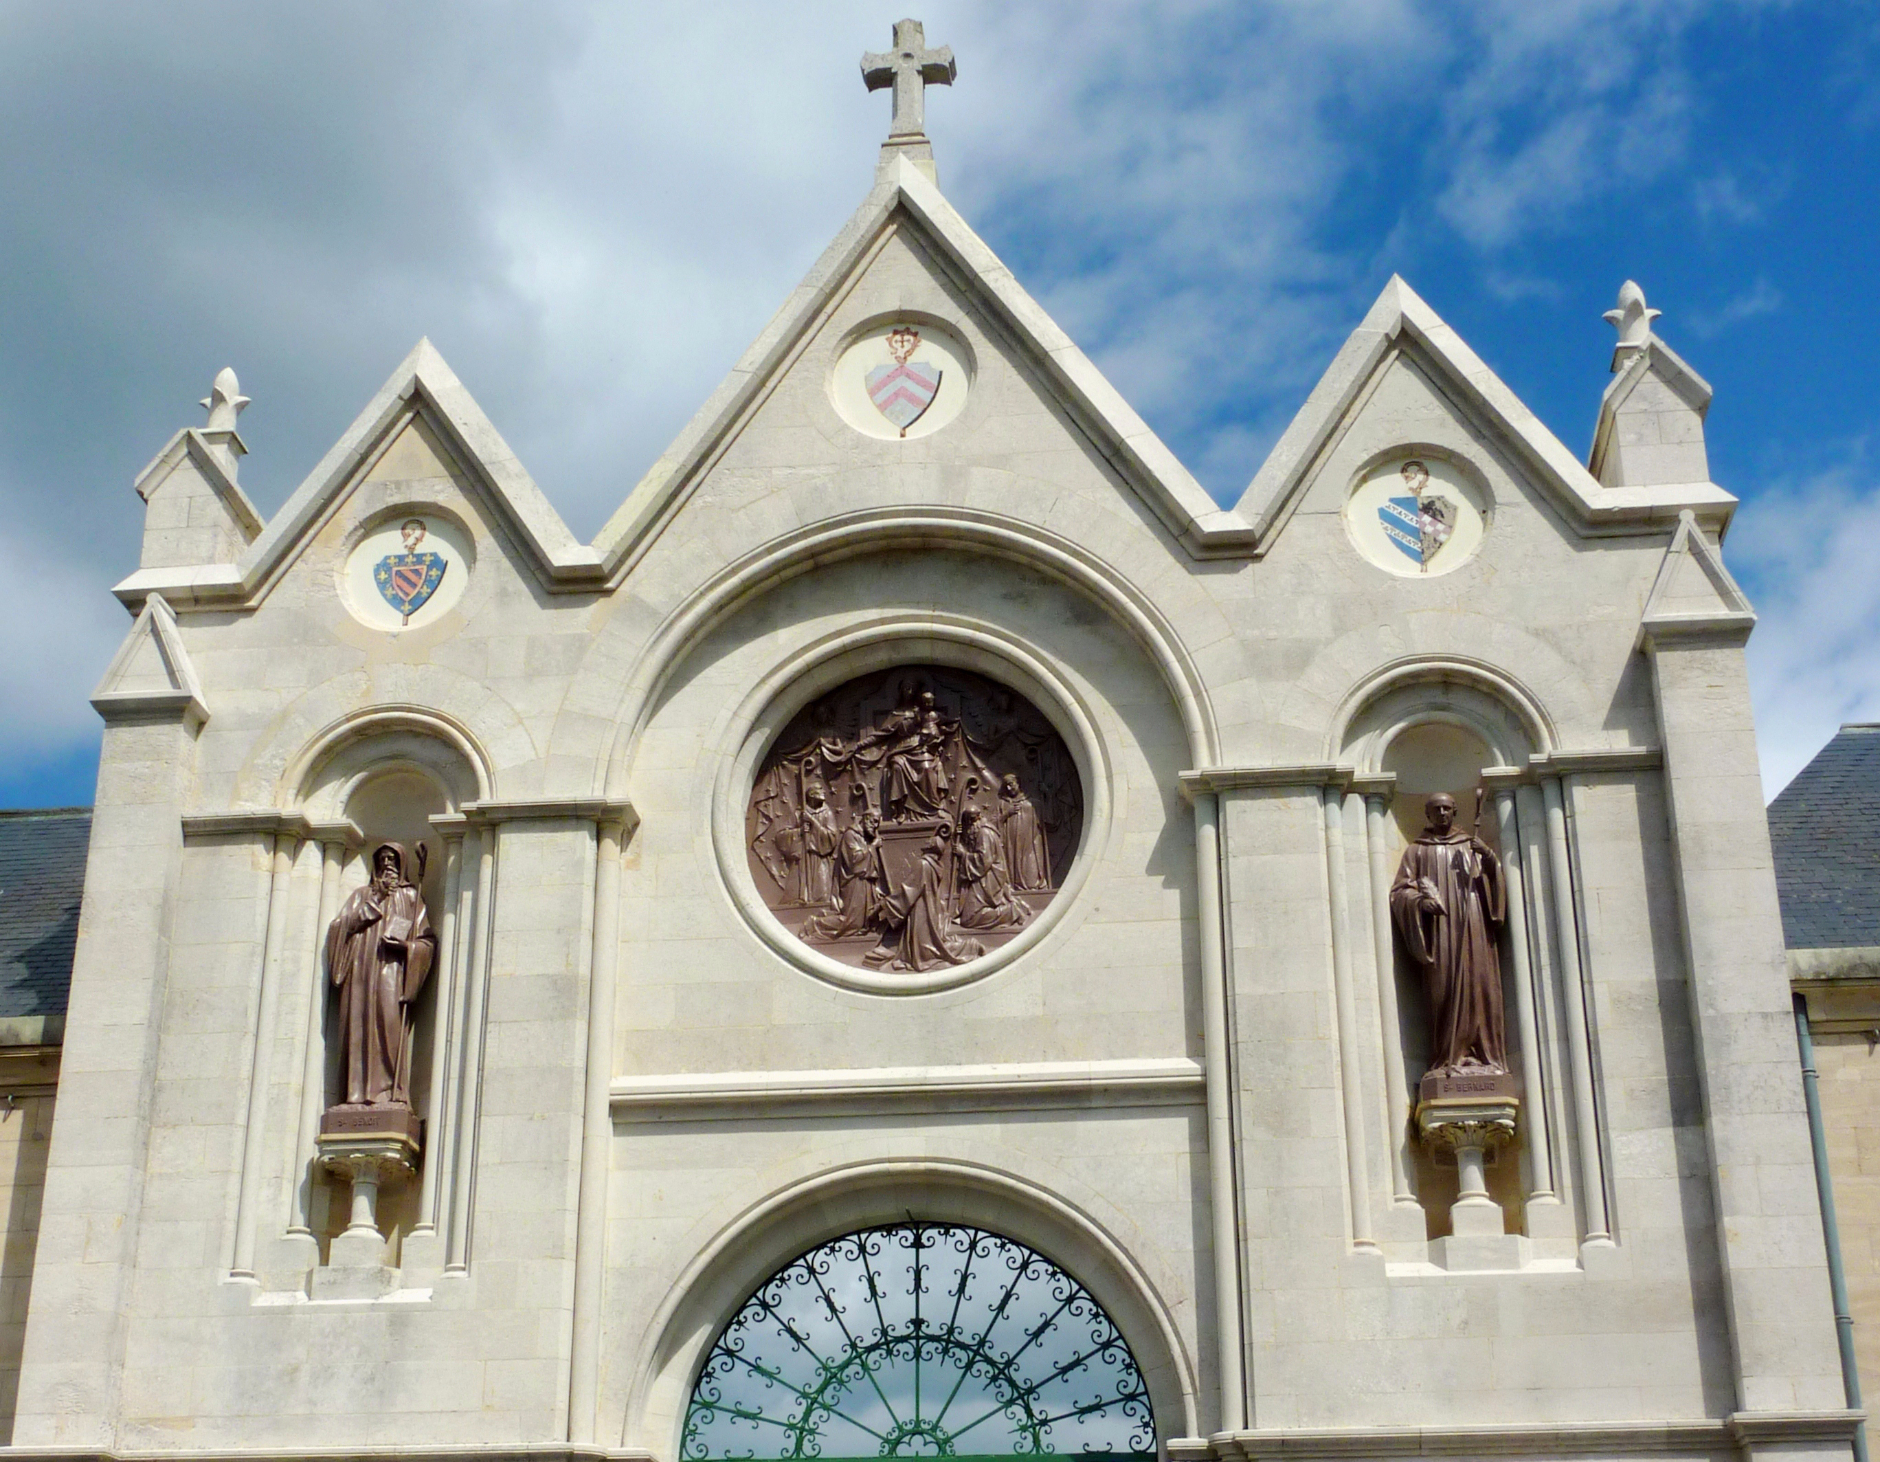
[625, 1161, 1200, 1455]
[589, 507, 1223, 799]
[1329, 655, 1556, 771]
[284, 706, 493, 815]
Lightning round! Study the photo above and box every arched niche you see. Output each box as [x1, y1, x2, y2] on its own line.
[1338, 665, 1542, 1243]
[290, 715, 486, 1267]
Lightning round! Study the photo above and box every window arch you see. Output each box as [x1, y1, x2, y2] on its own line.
[681, 1222, 1156, 1460]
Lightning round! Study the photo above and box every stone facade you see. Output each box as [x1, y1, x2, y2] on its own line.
[3, 74, 1857, 1462]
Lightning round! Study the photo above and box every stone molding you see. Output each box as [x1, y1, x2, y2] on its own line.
[609, 1057, 1205, 1120]
[0, 1450, 655, 1462]
[1171, 1410, 1863, 1460]
[179, 810, 359, 845]
[91, 593, 210, 729]
[1636, 509, 1758, 652]
[1240, 276, 1739, 550]
[600, 503, 1223, 794]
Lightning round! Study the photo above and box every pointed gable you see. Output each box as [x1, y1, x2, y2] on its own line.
[112, 339, 603, 611]
[1637, 507, 1757, 648]
[591, 154, 1260, 570]
[91, 593, 208, 728]
[1237, 276, 1737, 554]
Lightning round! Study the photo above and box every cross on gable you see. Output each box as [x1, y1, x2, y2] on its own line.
[861, 18, 956, 140]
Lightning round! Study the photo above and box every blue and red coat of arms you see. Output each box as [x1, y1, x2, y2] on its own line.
[865, 325, 942, 436]
[1376, 460, 1455, 569]
[374, 519, 447, 625]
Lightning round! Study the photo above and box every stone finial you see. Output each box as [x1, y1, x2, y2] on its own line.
[862, 19, 955, 180]
[200, 367, 250, 433]
[1602, 280, 1662, 369]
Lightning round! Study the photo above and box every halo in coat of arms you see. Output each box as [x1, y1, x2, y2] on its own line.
[373, 518, 448, 625]
[1345, 455, 1489, 579]
[865, 325, 943, 436]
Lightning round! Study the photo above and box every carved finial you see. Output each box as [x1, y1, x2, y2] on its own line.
[862, 19, 955, 180]
[1602, 280, 1662, 369]
[200, 367, 250, 433]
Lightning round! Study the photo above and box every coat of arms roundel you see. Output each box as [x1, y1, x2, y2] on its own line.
[373, 518, 448, 625]
[746, 666, 1081, 974]
[340, 513, 472, 631]
[865, 325, 942, 436]
[1345, 455, 1489, 579]
[831, 320, 972, 441]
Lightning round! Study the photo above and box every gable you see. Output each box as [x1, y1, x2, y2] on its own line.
[1238, 276, 1738, 555]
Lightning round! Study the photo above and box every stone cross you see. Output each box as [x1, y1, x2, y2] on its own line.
[862, 19, 956, 140]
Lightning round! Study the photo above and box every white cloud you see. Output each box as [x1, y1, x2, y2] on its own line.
[1686, 276, 1783, 338]
[1730, 452, 1880, 798]
[0, 0, 1848, 799]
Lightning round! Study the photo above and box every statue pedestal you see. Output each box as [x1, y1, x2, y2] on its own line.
[313, 1106, 420, 1296]
[1417, 1073, 1525, 1270]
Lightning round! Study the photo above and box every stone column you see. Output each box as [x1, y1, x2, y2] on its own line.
[1190, 787, 1246, 1433]
[1358, 778, 1414, 1207]
[1320, 781, 1374, 1250]
[570, 814, 629, 1446]
[287, 836, 351, 1246]
[1541, 772, 1611, 1244]
[1645, 621, 1849, 1423]
[405, 819, 466, 1271]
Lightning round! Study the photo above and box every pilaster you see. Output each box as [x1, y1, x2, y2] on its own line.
[1645, 622, 1848, 1422]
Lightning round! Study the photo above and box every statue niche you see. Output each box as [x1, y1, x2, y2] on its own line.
[316, 839, 436, 1260]
[747, 667, 1081, 971]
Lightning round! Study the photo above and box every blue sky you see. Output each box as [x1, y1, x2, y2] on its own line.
[0, 1, 1875, 805]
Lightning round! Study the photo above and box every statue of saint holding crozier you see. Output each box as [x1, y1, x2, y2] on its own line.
[1389, 793, 1509, 1078]
[325, 842, 436, 1110]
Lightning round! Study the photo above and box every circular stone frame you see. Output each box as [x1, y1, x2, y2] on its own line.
[710, 620, 1111, 995]
[828, 314, 976, 442]
[1342, 447, 1494, 580]
[337, 503, 477, 631]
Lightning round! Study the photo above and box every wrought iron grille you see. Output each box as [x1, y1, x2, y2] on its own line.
[682, 1222, 1157, 1460]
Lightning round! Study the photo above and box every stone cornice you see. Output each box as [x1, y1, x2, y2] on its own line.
[611, 1057, 1205, 1121]
[1170, 1410, 1862, 1461]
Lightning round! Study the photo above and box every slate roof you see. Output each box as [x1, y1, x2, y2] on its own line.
[0, 808, 90, 1020]
[1769, 724, 1880, 950]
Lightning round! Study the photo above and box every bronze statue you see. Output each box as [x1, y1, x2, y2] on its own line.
[746, 667, 1081, 970]
[1389, 793, 1508, 1077]
[325, 842, 436, 1109]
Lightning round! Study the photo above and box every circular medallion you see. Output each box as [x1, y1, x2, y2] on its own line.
[745, 666, 1082, 973]
[341, 513, 473, 630]
[831, 320, 972, 440]
[1345, 456, 1489, 578]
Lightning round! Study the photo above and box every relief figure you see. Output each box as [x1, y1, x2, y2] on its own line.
[801, 812, 889, 940]
[998, 773, 1051, 891]
[325, 841, 436, 1108]
[794, 784, 841, 908]
[866, 823, 986, 972]
[956, 807, 1029, 931]
[1388, 793, 1508, 1077]
[882, 690, 953, 822]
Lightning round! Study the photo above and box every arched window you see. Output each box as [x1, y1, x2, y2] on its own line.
[682, 1222, 1156, 1460]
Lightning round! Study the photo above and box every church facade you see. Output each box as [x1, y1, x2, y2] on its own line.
[9, 24, 1858, 1462]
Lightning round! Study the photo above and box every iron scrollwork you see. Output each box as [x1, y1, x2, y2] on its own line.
[682, 1222, 1156, 1460]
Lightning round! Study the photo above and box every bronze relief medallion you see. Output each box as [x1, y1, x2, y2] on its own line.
[746, 666, 1083, 972]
